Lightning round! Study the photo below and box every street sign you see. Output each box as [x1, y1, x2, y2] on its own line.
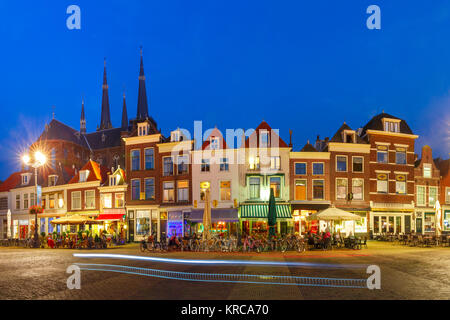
[7, 209, 11, 238]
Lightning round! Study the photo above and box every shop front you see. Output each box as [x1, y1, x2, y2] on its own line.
[132, 209, 160, 242]
[443, 209, 450, 233]
[96, 208, 127, 240]
[185, 208, 239, 237]
[370, 211, 413, 235]
[291, 202, 330, 235]
[239, 203, 292, 236]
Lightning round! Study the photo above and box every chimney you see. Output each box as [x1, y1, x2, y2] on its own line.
[289, 129, 293, 148]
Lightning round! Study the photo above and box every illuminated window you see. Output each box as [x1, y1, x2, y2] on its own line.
[49, 194, 55, 209]
[177, 180, 189, 202]
[200, 181, 210, 201]
[295, 180, 307, 200]
[395, 175, 406, 194]
[48, 175, 58, 186]
[220, 181, 231, 201]
[423, 164, 432, 178]
[446, 187, 450, 204]
[270, 177, 281, 198]
[163, 182, 175, 202]
[103, 193, 112, 209]
[249, 156, 260, 170]
[79, 170, 90, 182]
[270, 157, 281, 170]
[58, 194, 64, 208]
[352, 179, 364, 200]
[336, 178, 348, 200]
[377, 174, 388, 193]
[115, 193, 124, 208]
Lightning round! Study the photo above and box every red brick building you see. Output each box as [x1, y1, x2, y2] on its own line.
[290, 141, 331, 234]
[360, 113, 418, 235]
[436, 158, 450, 233]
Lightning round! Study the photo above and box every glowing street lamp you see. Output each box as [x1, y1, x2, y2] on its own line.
[22, 151, 47, 248]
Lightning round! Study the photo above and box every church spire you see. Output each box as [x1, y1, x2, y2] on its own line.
[136, 47, 149, 121]
[121, 91, 128, 129]
[99, 58, 112, 130]
[80, 98, 86, 134]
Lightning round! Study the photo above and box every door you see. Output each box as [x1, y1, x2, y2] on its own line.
[415, 218, 422, 234]
[404, 215, 411, 233]
[128, 219, 134, 242]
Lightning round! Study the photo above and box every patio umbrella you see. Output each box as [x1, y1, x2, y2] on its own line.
[51, 214, 100, 225]
[435, 200, 442, 236]
[306, 206, 361, 222]
[267, 188, 277, 238]
[202, 188, 211, 241]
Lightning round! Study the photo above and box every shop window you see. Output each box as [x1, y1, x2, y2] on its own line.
[312, 180, 324, 200]
[377, 173, 388, 193]
[377, 145, 388, 163]
[115, 193, 124, 208]
[294, 162, 306, 175]
[312, 163, 324, 175]
[270, 177, 281, 198]
[395, 175, 406, 194]
[396, 216, 402, 234]
[131, 180, 140, 200]
[352, 179, 364, 200]
[85, 190, 95, 209]
[163, 182, 175, 202]
[177, 181, 189, 202]
[388, 217, 394, 233]
[336, 156, 347, 172]
[352, 157, 363, 172]
[396, 148, 407, 165]
[200, 181, 210, 201]
[381, 216, 387, 233]
[444, 211, 450, 231]
[295, 180, 307, 200]
[131, 150, 140, 171]
[336, 178, 347, 200]
[220, 181, 231, 201]
[144, 148, 154, 170]
[136, 211, 150, 235]
[374, 216, 380, 233]
[424, 213, 435, 233]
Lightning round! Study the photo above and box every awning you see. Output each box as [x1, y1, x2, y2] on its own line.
[96, 213, 125, 221]
[186, 208, 239, 222]
[240, 204, 292, 219]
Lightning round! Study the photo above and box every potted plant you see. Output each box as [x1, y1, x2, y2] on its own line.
[29, 205, 44, 215]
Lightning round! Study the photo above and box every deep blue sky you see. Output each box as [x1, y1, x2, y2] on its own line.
[0, 1, 449, 180]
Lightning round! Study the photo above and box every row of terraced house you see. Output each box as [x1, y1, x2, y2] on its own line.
[0, 52, 449, 241]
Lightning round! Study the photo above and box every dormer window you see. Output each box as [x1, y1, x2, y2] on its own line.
[109, 174, 119, 186]
[260, 131, 270, 147]
[210, 137, 219, 150]
[171, 130, 180, 142]
[138, 122, 149, 136]
[21, 173, 31, 185]
[79, 170, 89, 182]
[383, 118, 400, 133]
[48, 175, 58, 187]
[342, 130, 356, 143]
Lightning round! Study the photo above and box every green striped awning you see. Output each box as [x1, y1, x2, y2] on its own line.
[240, 204, 292, 219]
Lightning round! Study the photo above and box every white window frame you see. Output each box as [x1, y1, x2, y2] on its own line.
[163, 156, 174, 176]
[294, 162, 307, 175]
[446, 187, 450, 204]
[416, 185, 426, 206]
[336, 178, 348, 200]
[429, 186, 438, 206]
[336, 155, 348, 172]
[312, 162, 324, 175]
[270, 156, 281, 170]
[103, 193, 112, 209]
[79, 170, 90, 182]
[163, 181, 175, 203]
[144, 147, 155, 170]
[220, 180, 231, 201]
[312, 179, 325, 200]
[177, 180, 189, 202]
[85, 190, 96, 209]
[352, 178, 364, 200]
[71, 191, 81, 210]
[352, 156, 364, 173]
[131, 149, 141, 171]
[248, 176, 262, 200]
[115, 193, 125, 208]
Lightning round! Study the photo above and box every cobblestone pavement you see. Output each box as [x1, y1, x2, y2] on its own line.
[1, 241, 450, 300]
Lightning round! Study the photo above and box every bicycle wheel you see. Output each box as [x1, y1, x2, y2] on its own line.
[139, 243, 146, 252]
[280, 242, 288, 253]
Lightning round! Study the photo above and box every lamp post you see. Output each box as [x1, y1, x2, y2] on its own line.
[22, 151, 46, 248]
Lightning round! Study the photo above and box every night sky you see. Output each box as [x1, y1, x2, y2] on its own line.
[0, 1, 449, 180]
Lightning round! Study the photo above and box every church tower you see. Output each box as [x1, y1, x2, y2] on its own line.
[98, 58, 112, 130]
[80, 98, 86, 134]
